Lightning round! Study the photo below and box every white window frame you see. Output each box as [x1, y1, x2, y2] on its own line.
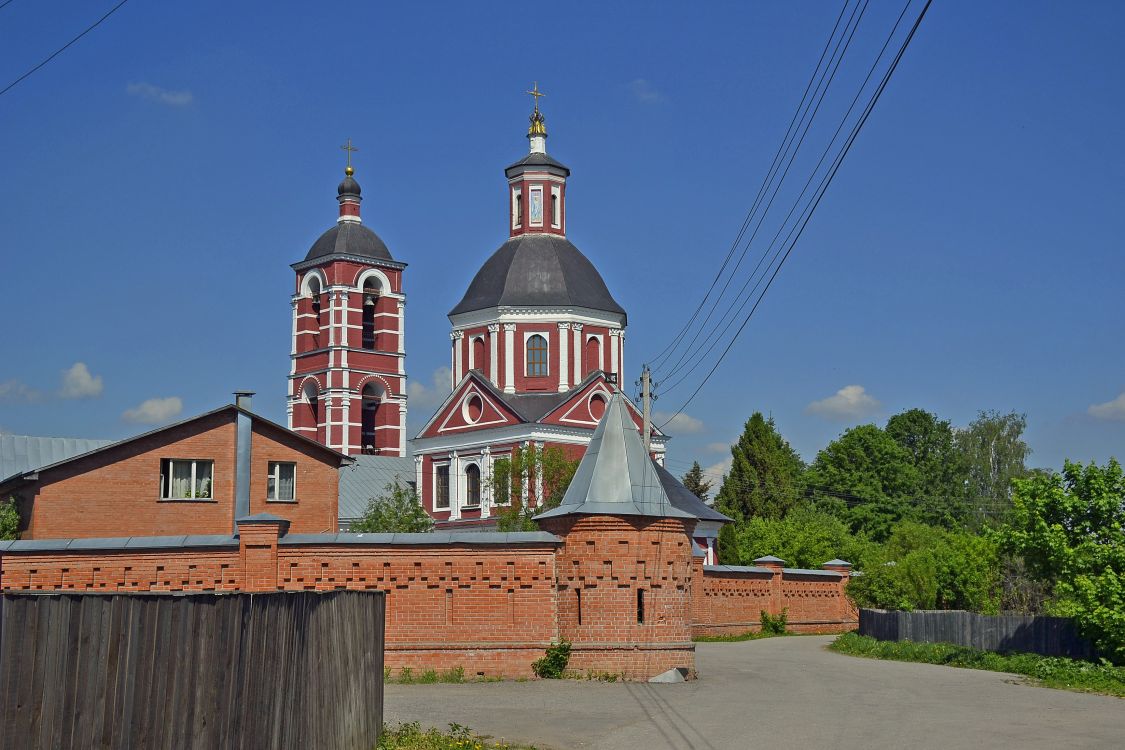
[160, 458, 214, 500]
[529, 186, 544, 226]
[266, 461, 297, 502]
[550, 185, 561, 228]
[433, 461, 451, 510]
[463, 461, 482, 508]
[523, 330, 551, 378]
[511, 188, 522, 229]
[491, 451, 514, 506]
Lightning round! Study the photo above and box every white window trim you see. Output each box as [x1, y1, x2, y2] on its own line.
[266, 461, 297, 502]
[491, 451, 513, 506]
[433, 461, 451, 510]
[462, 460, 482, 508]
[511, 188, 522, 229]
[529, 186, 544, 227]
[550, 185, 561, 228]
[523, 330, 551, 378]
[585, 334, 604, 372]
[159, 458, 215, 501]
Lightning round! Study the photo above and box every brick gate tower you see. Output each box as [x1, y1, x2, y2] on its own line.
[288, 151, 408, 456]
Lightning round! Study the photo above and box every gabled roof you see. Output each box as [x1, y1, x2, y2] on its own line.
[0, 405, 352, 487]
[535, 393, 693, 521]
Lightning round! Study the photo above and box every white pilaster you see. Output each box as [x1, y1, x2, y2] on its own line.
[572, 323, 583, 383]
[414, 455, 424, 507]
[503, 324, 516, 394]
[557, 322, 570, 392]
[534, 441, 545, 506]
[480, 446, 492, 519]
[397, 299, 406, 354]
[610, 328, 621, 381]
[488, 323, 500, 387]
[450, 451, 461, 520]
[452, 330, 464, 385]
[398, 399, 407, 457]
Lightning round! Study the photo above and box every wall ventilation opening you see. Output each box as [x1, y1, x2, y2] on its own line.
[637, 588, 645, 624]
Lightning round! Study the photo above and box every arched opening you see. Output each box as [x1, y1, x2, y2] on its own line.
[472, 337, 486, 372]
[360, 381, 385, 454]
[551, 192, 559, 226]
[515, 193, 523, 227]
[302, 380, 321, 443]
[526, 334, 549, 377]
[465, 464, 481, 506]
[361, 277, 381, 350]
[585, 336, 602, 375]
[307, 277, 323, 343]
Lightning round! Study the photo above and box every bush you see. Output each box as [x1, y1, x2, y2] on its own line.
[531, 640, 571, 679]
[350, 481, 433, 533]
[725, 505, 881, 569]
[760, 609, 787, 635]
[1, 496, 20, 540]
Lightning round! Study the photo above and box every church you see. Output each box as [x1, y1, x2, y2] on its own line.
[288, 90, 682, 530]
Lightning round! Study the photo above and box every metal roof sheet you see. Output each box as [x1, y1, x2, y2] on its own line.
[0, 434, 115, 484]
[338, 453, 417, 524]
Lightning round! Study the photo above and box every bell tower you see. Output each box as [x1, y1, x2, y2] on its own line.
[507, 83, 568, 238]
[288, 144, 408, 456]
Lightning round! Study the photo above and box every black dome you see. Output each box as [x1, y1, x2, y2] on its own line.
[338, 174, 361, 196]
[449, 234, 625, 319]
[305, 222, 393, 262]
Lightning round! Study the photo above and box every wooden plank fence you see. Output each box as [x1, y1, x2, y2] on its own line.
[0, 590, 385, 749]
[859, 608, 1094, 660]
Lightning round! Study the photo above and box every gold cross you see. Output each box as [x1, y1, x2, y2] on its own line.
[526, 82, 546, 112]
[340, 138, 359, 169]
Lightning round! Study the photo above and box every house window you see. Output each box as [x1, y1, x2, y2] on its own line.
[465, 464, 481, 506]
[160, 459, 213, 500]
[267, 461, 296, 501]
[434, 464, 450, 509]
[526, 334, 549, 377]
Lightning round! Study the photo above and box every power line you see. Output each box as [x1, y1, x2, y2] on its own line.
[0, 0, 131, 99]
[656, 0, 934, 430]
[0, 0, 20, 13]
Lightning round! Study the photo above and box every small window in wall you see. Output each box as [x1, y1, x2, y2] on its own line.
[513, 191, 523, 228]
[465, 464, 481, 506]
[526, 334, 549, 377]
[637, 588, 646, 624]
[434, 465, 450, 509]
[576, 588, 582, 625]
[160, 459, 213, 500]
[267, 461, 296, 501]
[551, 190, 560, 227]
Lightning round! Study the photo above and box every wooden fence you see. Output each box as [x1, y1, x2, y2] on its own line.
[0, 590, 385, 749]
[859, 608, 1094, 660]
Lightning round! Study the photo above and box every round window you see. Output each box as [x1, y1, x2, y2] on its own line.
[464, 394, 484, 423]
[589, 393, 607, 420]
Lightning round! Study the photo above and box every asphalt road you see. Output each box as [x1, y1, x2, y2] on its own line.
[384, 635, 1124, 749]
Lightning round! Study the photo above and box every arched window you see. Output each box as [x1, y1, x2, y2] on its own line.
[307, 277, 323, 337]
[526, 334, 548, 377]
[361, 278, 380, 350]
[585, 336, 602, 375]
[302, 381, 321, 443]
[465, 464, 481, 506]
[515, 193, 523, 227]
[551, 192, 559, 227]
[361, 382, 383, 453]
[472, 337, 486, 371]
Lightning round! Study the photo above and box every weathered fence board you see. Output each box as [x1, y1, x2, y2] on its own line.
[858, 609, 1094, 660]
[0, 590, 385, 749]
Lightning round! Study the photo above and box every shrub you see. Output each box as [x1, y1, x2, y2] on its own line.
[1, 496, 20, 540]
[760, 609, 787, 635]
[350, 481, 433, 533]
[531, 639, 571, 678]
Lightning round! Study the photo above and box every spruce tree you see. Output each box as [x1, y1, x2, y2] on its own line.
[681, 461, 714, 502]
[715, 413, 806, 522]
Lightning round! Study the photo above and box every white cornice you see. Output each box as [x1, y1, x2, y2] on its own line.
[449, 306, 626, 330]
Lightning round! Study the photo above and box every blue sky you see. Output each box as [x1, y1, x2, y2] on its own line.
[1, 0, 1122, 481]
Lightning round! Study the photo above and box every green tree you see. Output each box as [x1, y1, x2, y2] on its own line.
[490, 444, 580, 532]
[995, 459, 1125, 664]
[805, 424, 921, 542]
[680, 461, 713, 502]
[726, 505, 880, 570]
[885, 408, 970, 528]
[714, 413, 805, 522]
[0, 496, 20, 540]
[956, 410, 1031, 519]
[350, 481, 434, 533]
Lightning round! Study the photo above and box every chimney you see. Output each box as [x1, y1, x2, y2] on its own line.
[234, 391, 255, 411]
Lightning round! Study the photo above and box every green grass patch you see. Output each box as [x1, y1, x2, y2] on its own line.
[830, 632, 1125, 698]
[378, 722, 537, 749]
[384, 666, 474, 684]
[694, 630, 777, 643]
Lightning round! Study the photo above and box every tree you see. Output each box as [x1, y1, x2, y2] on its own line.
[725, 505, 880, 570]
[996, 459, 1125, 664]
[680, 462, 713, 502]
[350, 481, 434, 533]
[885, 408, 969, 528]
[805, 424, 921, 542]
[490, 444, 580, 532]
[0, 496, 19, 540]
[956, 410, 1031, 519]
[714, 413, 805, 522]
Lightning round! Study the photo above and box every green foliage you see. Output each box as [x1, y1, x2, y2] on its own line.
[531, 639, 571, 679]
[0, 496, 20, 540]
[830, 633, 1125, 698]
[350, 481, 433, 533]
[996, 459, 1125, 664]
[723, 505, 880, 569]
[378, 721, 536, 749]
[760, 609, 787, 635]
[956, 409, 1031, 516]
[715, 413, 806, 522]
[885, 409, 969, 528]
[680, 461, 713, 502]
[490, 445, 579, 532]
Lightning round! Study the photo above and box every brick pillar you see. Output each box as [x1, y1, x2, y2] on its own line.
[690, 553, 707, 635]
[822, 559, 854, 622]
[237, 514, 290, 592]
[754, 556, 785, 618]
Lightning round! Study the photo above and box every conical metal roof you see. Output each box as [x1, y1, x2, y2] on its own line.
[535, 393, 693, 520]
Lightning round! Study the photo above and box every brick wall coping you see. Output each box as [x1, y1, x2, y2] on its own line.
[0, 534, 238, 553]
[703, 564, 843, 578]
[278, 531, 562, 546]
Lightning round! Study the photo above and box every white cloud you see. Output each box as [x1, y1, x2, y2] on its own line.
[706, 441, 731, 453]
[805, 384, 881, 419]
[407, 367, 453, 411]
[122, 396, 183, 425]
[704, 456, 733, 481]
[1088, 392, 1125, 422]
[654, 410, 705, 434]
[629, 78, 666, 104]
[59, 362, 103, 399]
[0, 379, 42, 402]
[127, 81, 193, 107]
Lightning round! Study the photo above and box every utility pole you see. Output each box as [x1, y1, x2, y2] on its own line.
[641, 365, 652, 454]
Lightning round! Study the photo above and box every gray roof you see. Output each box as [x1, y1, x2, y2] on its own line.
[449, 234, 625, 319]
[703, 564, 843, 578]
[0, 434, 114, 485]
[0, 535, 237, 553]
[280, 531, 560, 546]
[338, 453, 416, 523]
[535, 393, 693, 521]
[654, 462, 732, 523]
[305, 221, 393, 262]
[504, 152, 571, 177]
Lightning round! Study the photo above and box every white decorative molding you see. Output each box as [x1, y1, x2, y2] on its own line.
[488, 323, 500, 386]
[557, 322, 571, 392]
[503, 324, 516, 394]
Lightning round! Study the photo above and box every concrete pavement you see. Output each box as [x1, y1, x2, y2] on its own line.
[384, 635, 1124, 749]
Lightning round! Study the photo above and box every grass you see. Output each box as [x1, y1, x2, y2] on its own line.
[377, 722, 537, 749]
[693, 630, 778, 643]
[830, 632, 1125, 698]
[384, 666, 500, 684]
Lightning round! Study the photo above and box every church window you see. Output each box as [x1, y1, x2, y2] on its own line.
[464, 464, 481, 506]
[551, 187, 561, 227]
[160, 459, 213, 500]
[512, 189, 522, 228]
[585, 336, 603, 375]
[434, 464, 450, 509]
[267, 462, 296, 501]
[361, 278, 380, 350]
[526, 334, 549, 377]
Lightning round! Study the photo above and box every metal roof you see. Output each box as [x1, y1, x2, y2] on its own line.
[0, 535, 238, 553]
[449, 234, 626, 319]
[338, 453, 417, 524]
[280, 531, 560, 546]
[0, 435, 115, 485]
[535, 393, 693, 521]
[304, 221, 394, 262]
[654, 462, 732, 523]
